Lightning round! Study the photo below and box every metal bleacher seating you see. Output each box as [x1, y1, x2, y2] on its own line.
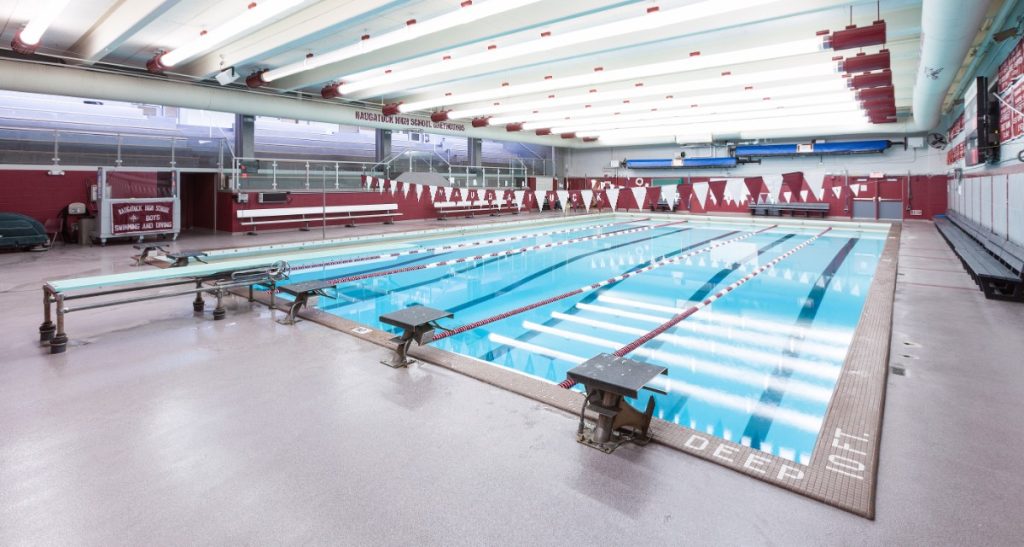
[934, 211, 1024, 301]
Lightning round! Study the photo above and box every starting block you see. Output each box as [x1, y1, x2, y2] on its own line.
[567, 353, 667, 453]
[378, 306, 453, 368]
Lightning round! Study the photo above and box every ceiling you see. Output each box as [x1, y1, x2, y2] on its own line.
[0, 0, 955, 146]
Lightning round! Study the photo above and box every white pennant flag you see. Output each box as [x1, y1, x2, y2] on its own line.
[378, 179, 386, 194]
[668, 187, 680, 207]
[725, 178, 746, 204]
[804, 172, 826, 201]
[580, 190, 593, 212]
[832, 186, 843, 199]
[693, 182, 709, 210]
[763, 175, 784, 203]
[513, 190, 526, 210]
[606, 188, 620, 211]
[800, 190, 809, 201]
[556, 190, 570, 211]
[630, 187, 647, 210]
[782, 191, 792, 202]
[365, 176, 374, 190]
[533, 190, 546, 211]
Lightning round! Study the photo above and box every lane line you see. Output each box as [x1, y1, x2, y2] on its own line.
[559, 227, 832, 388]
[432, 225, 777, 341]
[312, 220, 687, 287]
[290, 217, 647, 272]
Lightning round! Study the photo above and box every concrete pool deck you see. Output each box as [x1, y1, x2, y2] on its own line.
[2, 215, 1023, 544]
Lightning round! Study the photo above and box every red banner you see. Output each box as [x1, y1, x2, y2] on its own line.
[111, 201, 175, 234]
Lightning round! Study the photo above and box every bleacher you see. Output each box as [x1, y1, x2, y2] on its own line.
[749, 202, 830, 217]
[934, 211, 1024, 301]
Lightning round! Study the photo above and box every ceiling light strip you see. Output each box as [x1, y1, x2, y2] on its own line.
[149, 0, 307, 72]
[252, 0, 545, 87]
[328, 0, 781, 97]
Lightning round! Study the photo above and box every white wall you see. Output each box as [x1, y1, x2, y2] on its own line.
[565, 142, 949, 180]
[949, 173, 1024, 246]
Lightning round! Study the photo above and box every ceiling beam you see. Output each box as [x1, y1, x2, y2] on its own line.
[343, 1, 921, 102]
[176, 0, 404, 80]
[270, 0, 639, 92]
[68, 0, 181, 64]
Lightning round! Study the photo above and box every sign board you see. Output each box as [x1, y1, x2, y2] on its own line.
[111, 201, 175, 234]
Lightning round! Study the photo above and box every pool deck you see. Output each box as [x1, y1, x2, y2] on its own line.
[2, 215, 1023, 544]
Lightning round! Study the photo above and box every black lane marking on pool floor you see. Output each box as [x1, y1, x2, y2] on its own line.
[477, 230, 752, 363]
[740, 237, 859, 450]
[445, 226, 701, 314]
[318, 224, 696, 318]
[293, 220, 633, 283]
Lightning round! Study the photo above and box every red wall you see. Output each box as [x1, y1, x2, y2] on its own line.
[563, 172, 949, 219]
[0, 169, 951, 238]
[0, 170, 96, 232]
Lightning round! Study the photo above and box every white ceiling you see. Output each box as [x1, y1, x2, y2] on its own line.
[0, 0, 944, 146]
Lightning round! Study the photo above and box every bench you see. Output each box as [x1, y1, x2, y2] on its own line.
[236, 204, 401, 234]
[749, 202, 830, 217]
[935, 215, 1024, 301]
[434, 200, 512, 220]
[276, 279, 341, 324]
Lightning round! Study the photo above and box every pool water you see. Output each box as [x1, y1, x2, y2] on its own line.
[282, 216, 886, 463]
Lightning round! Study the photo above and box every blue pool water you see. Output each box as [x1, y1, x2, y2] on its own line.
[282, 216, 885, 463]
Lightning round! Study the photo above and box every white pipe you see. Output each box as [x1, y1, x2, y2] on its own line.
[0, 60, 558, 146]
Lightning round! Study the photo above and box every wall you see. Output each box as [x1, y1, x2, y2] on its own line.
[0, 170, 95, 227]
[218, 177, 549, 233]
[563, 172, 946, 219]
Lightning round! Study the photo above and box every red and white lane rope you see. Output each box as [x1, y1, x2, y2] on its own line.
[306, 220, 688, 288]
[557, 226, 832, 389]
[431, 224, 778, 342]
[290, 218, 646, 272]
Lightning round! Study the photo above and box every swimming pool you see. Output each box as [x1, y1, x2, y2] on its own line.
[279, 215, 887, 463]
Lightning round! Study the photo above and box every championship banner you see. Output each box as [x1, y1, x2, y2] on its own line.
[111, 201, 174, 235]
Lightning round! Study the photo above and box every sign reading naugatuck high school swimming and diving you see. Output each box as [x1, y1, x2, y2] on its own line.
[111, 201, 174, 234]
[354, 111, 466, 133]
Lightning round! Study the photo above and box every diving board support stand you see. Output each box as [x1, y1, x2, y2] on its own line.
[39, 261, 288, 354]
[567, 353, 667, 453]
[378, 306, 454, 368]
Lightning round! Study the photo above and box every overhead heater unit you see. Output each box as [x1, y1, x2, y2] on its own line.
[625, 157, 738, 169]
[732, 140, 893, 157]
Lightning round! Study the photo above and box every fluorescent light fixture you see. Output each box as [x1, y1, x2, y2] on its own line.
[260, 0, 545, 83]
[160, 0, 307, 68]
[442, 63, 840, 119]
[496, 80, 854, 127]
[389, 37, 828, 112]
[537, 93, 861, 132]
[583, 112, 871, 143]
[334, 0, 782, 97]
[17, 0, 72, 45]
[548, 102, 865, 134]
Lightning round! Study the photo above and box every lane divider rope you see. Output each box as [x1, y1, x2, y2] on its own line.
[431, 224, 778, 343]
[302, 220, 688, 289]
[290, 218, 648, 272]
[557, 226, 832, 389]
